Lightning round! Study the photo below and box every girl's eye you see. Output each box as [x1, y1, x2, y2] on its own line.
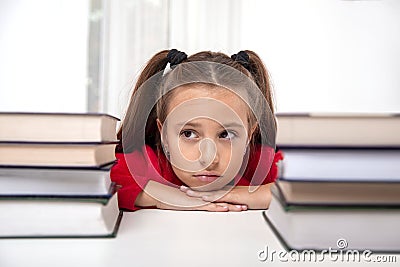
[180, 130, 198, 140]
[219, 130, 236, 140]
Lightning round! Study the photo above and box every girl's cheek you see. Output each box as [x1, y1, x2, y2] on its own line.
[176, 141, 200, 161]
[218, 143, 232, 160]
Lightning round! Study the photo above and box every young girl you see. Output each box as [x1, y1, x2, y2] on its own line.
[111, 49, 283, 212]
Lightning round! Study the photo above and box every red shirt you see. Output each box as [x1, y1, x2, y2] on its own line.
[111, 145, 284, 211]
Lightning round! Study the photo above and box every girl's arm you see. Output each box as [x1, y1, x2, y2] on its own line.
[184, 148, 283, 209]
[180, 184, 273, 209]
[111, 153, 245, 212]
[135, 180, 247, 212]
[179, 148, 283, 209]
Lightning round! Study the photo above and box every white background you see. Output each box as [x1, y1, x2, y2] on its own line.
[0, 0, 399, 118]
[0, 0, 89, 112]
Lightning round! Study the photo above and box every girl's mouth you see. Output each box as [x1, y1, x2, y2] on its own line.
[192, 174, 221, 182]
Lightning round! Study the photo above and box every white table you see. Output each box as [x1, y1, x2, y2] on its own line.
[0, 210, 398, 267]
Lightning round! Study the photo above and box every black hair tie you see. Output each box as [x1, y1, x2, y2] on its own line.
[167, 49, 187, 68]
[231, 51, 250, 70]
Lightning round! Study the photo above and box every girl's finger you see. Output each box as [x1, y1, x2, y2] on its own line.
[179, 185, 189, 192]
[186, 189, 209, 198]
[199, 202, 247, 212]
[197, 203, 228, 212]
[202, 192, 228, 202]
[214, 203, 229, 212]
[228, 204, 245, 212]
[202, 195, 213, 201]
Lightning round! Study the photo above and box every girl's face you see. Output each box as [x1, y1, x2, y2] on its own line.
[158, 84, 254, 191]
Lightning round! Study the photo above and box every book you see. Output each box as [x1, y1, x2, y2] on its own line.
[276, 113, 400, 147]
[276, 148, 400, 206]
[0, 185, 122, 238]
[278, 148, 400, 181]
[0, 112, 119, 143]
[0, 142, 117, 167]
[263, 190, 400, 252]
[276, 180, 400, 207]
[0, 164, 114, 196]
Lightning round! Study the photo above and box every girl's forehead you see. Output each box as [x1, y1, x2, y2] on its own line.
[168, 84, 247, 109]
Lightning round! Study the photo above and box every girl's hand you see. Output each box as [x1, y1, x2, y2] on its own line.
[136, 180, 246, 212]
[179, 184, 272, 210]
[155, 200, 246, 212]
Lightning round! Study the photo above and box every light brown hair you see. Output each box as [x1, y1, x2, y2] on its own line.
[116, 50, 275, 154]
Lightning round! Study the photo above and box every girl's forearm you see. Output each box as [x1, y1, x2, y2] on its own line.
[134, 180, 207, 209]
[135, 180, 247, 212]
[249, 183, 273, 209]
[181, 183, 273, 209]
[217, 184, 272, 209]
[134, 185, 157, 208]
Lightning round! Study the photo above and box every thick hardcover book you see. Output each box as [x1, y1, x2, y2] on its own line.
[278, 148, 400, 181]
[276, 113, 400, 147]
[0, 142, 117, 167]
[0, 164, 115, 197]
[0, 112, 119, 143]
[263, 190, 400, 252]
[276, 148, 400, 206]
[0, 184, 122, 238]
[275, 181, 400, 207]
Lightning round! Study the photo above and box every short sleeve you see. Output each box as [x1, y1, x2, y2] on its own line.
[237, 146, 284, 186]
[110, 153, 144, 211]
[263, 149, 284, 184]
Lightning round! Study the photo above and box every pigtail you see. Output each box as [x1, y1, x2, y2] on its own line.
[245, 50, 275, 115]
[116, 50, 170, 153]
[242, 50, 276, 147]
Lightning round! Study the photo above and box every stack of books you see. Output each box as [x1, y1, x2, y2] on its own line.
[0, 112, 122, 238]
[264, 113, 400, 252]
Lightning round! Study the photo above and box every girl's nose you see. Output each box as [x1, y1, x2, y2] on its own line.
[198, 138, 218, 167]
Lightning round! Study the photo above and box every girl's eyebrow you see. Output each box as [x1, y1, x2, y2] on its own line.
[175, 122, 201, 128]
[175, 121, 244, 129]
[223, 122, 245, 129]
